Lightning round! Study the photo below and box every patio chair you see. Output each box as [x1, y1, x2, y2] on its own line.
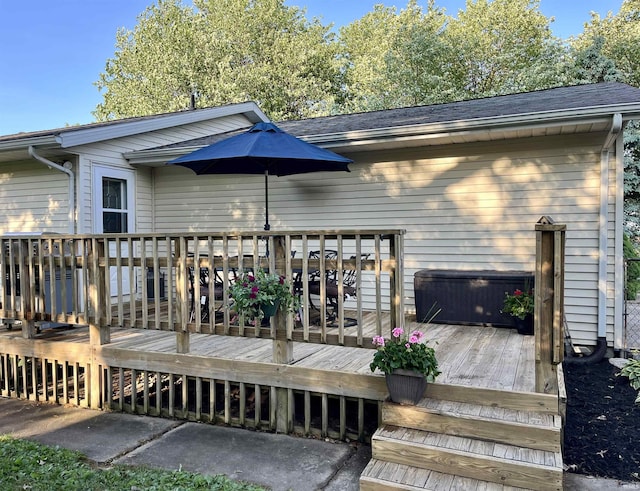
[307, 250, 368, 327]
[188, 264, 229, 323]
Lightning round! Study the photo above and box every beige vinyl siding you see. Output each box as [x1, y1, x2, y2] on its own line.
[136, 167, 154, 233]
[0, 161, 71, 233]
[152, 132, 611, 346]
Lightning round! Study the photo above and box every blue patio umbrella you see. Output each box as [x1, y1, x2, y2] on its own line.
[167, 122, 352, 230]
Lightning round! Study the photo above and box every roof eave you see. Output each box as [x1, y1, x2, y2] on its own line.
[121, 101, 640, 166]
[0, 135, 60, 152]
[306, 102, 640, 148]
[56, 102, 269, 148]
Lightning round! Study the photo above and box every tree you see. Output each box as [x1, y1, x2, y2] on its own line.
[625, 121, 640, 241]
[570, 36, 624, 84]
[339, 0, 570, 111]
[337, 4, 406, 112]
[382, 1, 455, 107]
[95, 0, 204, 120]
[572, 0, 640, 87]
[95, 0, 341, 122]
[444, 0, 568, 98]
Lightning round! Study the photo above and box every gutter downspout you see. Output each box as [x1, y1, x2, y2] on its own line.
[28, 146, 76, 234]
[567, 113, 622, 364]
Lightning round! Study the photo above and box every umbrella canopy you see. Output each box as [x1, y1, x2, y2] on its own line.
[167, 122, 352, 230]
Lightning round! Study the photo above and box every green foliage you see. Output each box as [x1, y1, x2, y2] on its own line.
[501, 288, 534, 320]
[444, 0, 568, 98]
[624, 121, 640, 241]
[619, 357, 640, 404]
[572, 0, 640, 87]
[0, 435, 265, 491]
[370, 327, 440, 381]
[95, 0, 203, 120]
[570, 36, 624, 84]
[229, 269, 299, 321]
[624, 234, 640, 300]
[338, 1, 453, 112]
[95, 0, 341, 122]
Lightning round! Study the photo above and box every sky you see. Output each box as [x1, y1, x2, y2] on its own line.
[0, 0, 626, 136]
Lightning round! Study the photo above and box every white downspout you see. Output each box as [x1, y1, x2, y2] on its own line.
[28, 146, 76, 234]
[598, 114, 623, 339]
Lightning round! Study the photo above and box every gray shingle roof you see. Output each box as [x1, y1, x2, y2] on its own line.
[159, 82, 640, 150]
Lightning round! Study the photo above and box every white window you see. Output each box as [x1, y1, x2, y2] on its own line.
[93, 165, 135, 296]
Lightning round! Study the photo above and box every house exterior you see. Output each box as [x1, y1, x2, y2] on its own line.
[1, 82, 640, 350]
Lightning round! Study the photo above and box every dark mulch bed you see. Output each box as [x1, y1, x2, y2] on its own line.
[563, 359, 640, 482]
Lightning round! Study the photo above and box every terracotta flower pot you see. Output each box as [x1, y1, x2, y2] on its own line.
[385, 369, 427, 405]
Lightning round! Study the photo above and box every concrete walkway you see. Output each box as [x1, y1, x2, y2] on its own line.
[0, 397, 638, 490]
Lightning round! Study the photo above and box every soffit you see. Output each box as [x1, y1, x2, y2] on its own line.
[322, 118, 613, 153]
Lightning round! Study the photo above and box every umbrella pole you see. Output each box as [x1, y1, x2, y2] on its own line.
[264, 170, 270, 231]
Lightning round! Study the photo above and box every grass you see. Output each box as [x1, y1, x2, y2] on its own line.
[0, 435, 266, 491]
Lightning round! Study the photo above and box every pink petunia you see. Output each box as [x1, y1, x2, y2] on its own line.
[392, 327, 404, 338]
[409, 335, 419, 343]
[411, 330, 424, 341]
[405, 343, 411, 349]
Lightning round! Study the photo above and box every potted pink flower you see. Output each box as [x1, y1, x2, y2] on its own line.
[370, 327, 439, 405]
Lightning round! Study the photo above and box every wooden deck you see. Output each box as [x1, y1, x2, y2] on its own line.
[1, 314, 563, 490]
[14, 314, 536, 393]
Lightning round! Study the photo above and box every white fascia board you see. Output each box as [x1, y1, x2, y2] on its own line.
[56, 102, 269, 148]
[0, 135, 59, 152]
[305, 102, 640, 146]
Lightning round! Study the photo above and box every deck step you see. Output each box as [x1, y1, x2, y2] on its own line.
[370, 426, 563, 491]
[360, 458, 532, 490]
[382, 398, 562, 452]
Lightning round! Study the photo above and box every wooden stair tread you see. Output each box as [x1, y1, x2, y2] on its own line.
[381, 400, 561, 453]
[375, 426, 562, 468]
[360, 458, 533, 490]
[417, 398, 558, 428]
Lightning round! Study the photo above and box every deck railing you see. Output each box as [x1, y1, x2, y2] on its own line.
[0, 230, 405, 348]
[0, 230, 404, 438]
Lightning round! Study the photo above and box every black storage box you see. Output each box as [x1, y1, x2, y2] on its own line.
[414, 269, 534, 327]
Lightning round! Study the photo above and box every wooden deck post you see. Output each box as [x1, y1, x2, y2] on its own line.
[87, 238, 109, 408]
[18, 240, 35, 339]
[175, 237, 190, 354]
[389, 232, 405, 329]
[534, 217, 566, 394]
[88, 238, 110, 346]
[272, 235, 293, 433]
